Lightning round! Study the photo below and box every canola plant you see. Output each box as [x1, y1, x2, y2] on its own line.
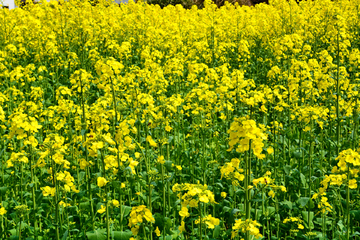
[0, 0, 360, 239]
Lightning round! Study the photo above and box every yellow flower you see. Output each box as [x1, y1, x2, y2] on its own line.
[179, 221, 186, 234]
[349, 179, 357, 189]
[154, 226, 161, 237]
[267, 146, 274, 154]
[59, 201, 70, 207]
[134, 152, 141, 159]
[97, 205, 106, 214]
[298, 224, 304, 229]
[143, 209, 155, 222]
[121, 183, 126, 188]
[165, 125, 172, 132]
[268, 190, 275, 198]
[129, 159, 139, 174]
[303, 126, 311, 132]
[0, 206, 7, 216]
[157, 155, 165, 164]
[112, 200, 120, 207]
[203, 215, 220, 229]
[253, 178, 260, 186]
[221, 192, 227, 198]
[179, 207, 190, 218]
[41, 186, 56, 197]
[131, 226, 139, 236]
[79, 159, 89, 170]
[199, 195, 209, 203]
[146, 135, 157, 147]
[97, 177, 108, 188]
[188, 199, 198, 208]
[103, 133, 116, 145]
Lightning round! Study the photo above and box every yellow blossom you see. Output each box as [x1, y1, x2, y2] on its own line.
[97, 205, 106, 214]
[97, 177, 108, 188]
[41, 186, 56, 197]
[0, 206, 7, 216]
[154, 227, 161, 236]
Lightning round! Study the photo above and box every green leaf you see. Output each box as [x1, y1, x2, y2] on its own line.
[315, 232, 327, 240]
[229, 208, 241, 223]
[337, 220, 345, 231]
[298, 197, 310, 208]
[301, 211, 314, 229]
[78, 171, 86, 183]
[213, 225, 221, 238]
[62, 230, 69, 240]
[266, 207, 276, 216]
[164, 161, 173, 172]
[281, 200, 293, 210]
[164, 217, 172, 230]
[81, 129, 86, 136]
[171, 229, 180, 239]
[112, 181, 122, 190]
[350, 210, 360, 219]
[80, 201, 90, 211]
[293, 151, 303, 159]
[86, 229, 106, 240]
[283, 165, 292, 175]
[9, 229, 17, 236]
[300, 173, 306, 187]
[222, 206, 232, 214]
[121, 205, 132, 218]
[350, 232, 360, 238]
[0, 187, 8, 195]
[255, 209, 262, 220]
[113, 230, 133, 240]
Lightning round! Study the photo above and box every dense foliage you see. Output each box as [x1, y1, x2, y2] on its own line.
[0, 0, 360, 239]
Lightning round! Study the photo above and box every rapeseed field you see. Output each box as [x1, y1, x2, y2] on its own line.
[0, 0, 360, 239]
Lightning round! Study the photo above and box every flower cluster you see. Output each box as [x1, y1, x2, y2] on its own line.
[56, 171, 79, 193]
[172, 183, 217, 206]
[283, 217, 304, 230]
[231, 219, 262, 239]
[0, 204, 7, 216]
[128, 205, 155, 236]
[228, 117, 268, 159]
[220, 158, 245, 186]
[195, 214, 220, 229]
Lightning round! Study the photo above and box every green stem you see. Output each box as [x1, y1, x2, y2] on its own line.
[245, 140, 252, 240]
[346, 166, 350, 239]
[120, 191, 123, 231]
[322, 213, 326, 238]
[51, 155, 60, 240]
[106, 200, 110, 240]
[308, 118, 313, 233]
[161, 164, 166, 216]
[199, 202, 202, 240]
[20, 163, 23, 205]
[79, 78, 95, 231]
[29, 146, 38, 239]
[336, 22, 341, 156]
[18, 217, 22, 240]
[275, 195, 280, 239]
